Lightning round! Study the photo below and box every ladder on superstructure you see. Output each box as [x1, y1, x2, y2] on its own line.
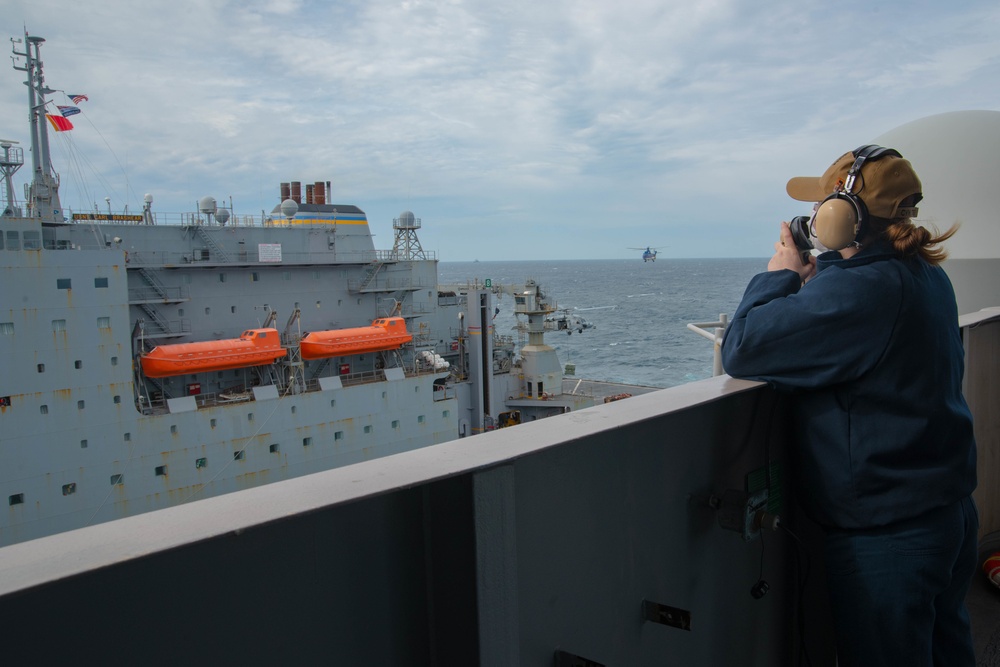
[359, 261, 385, 291]
[194, 225, 230, 262]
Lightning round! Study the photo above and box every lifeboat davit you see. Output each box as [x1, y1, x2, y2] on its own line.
[300, 317, 413, 360]
[140, 328, 287, 378]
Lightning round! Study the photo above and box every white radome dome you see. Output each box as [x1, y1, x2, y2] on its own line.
[874, 110, 1000, 261]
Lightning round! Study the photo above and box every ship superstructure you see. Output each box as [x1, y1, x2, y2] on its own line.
[0, 34, 639, 546]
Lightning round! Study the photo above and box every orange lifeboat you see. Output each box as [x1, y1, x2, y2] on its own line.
[300, 317, 413, 360]
[140, 328, 287, 378]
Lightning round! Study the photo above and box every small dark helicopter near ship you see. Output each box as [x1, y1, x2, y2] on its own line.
[628, 246, 664, 262]
[545, 309, 594, 335]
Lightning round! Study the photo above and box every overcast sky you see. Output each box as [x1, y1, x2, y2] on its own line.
[4, 0, 999, 260]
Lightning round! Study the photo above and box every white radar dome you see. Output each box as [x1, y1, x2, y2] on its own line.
[873, 110, 1000, 314]
[198, 196, 217, 215]
[874, 110, 1000, 261]
[280, 198, 299, 219]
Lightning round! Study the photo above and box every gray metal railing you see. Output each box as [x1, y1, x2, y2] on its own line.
[687, 313, 729, 377]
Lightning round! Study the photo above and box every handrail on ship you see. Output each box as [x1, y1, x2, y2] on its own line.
[141, 365, 450, 415]
[687, 313, 729, 377]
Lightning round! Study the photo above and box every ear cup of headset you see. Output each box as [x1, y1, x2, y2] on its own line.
[813, 196, 861, 251]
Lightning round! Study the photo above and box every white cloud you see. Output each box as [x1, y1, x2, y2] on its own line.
[4, 0, 999, 259]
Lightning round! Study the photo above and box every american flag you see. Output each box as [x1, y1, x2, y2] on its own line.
[69, 94, 89, 104]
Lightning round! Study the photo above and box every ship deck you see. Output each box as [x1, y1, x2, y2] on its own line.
[562, 376, 664, 400]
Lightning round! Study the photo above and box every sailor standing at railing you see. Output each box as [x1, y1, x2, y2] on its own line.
[721, 145, 977, 667]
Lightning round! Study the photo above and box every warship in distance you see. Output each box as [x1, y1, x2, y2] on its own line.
[0, 34, 647, 547]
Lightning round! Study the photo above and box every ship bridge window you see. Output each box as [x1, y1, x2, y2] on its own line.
[56, 278, 71, 290]
[62, 483, 76, 496]
[6, 231, 19, 250]
[97, 317, 110, 329]
[9, 493, 24, 506]
[95, 277, 108, 288]
[23, 231, 40, 250]
[52, 319, 66, 331]
[0, 322, 12, 335]
[110, 474, 124, 486]
[0, 233, 4, 249]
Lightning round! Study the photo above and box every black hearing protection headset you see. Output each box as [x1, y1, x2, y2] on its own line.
[812, 144, 902, 251]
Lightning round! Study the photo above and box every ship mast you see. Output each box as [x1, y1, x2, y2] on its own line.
[0, 139, 23, 217]
[11, 33, 64, 222]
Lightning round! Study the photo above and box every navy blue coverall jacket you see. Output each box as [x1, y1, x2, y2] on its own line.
[720, 242, 977, 530]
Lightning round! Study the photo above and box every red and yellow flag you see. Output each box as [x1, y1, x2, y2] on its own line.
[45, 114, 74, 132]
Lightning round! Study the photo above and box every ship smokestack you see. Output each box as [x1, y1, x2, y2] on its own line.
[290, 181, 302, 204]
[280, 182, 290, 202]
[314, 181, 326, 205]
[306, 184, 314, 204]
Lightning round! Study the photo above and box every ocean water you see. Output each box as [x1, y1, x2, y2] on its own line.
[438, 258, 768, 389]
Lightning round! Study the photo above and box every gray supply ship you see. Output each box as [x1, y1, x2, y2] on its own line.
[0, 34, 654, 547]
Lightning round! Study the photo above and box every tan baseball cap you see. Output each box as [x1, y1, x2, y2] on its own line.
[786, 147, 922, 219]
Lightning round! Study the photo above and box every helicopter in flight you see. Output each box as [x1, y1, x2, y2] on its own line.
[544, 309, 595, 335]
[627, 246, 664, 262]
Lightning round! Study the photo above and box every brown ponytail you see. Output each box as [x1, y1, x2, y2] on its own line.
[883, 220, 958, 266]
